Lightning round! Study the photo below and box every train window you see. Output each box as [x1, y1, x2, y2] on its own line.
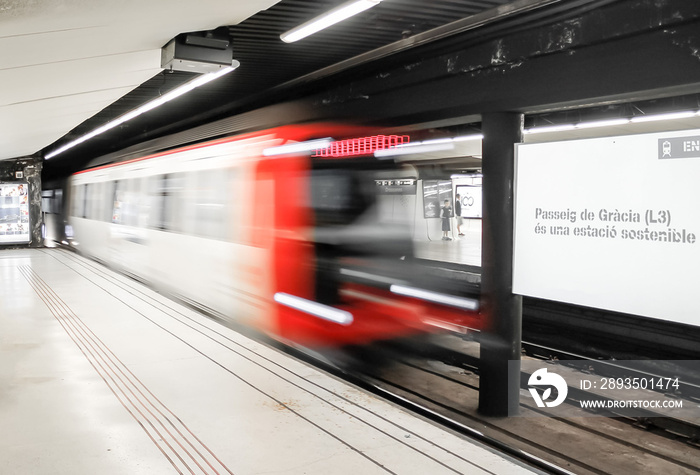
[112, 181, 123, 224]
[162, 173, 186, 233]
[213, 167, 238, 243]
[83, 184, 89, 219]
[86, 183, 94, 220]
[310, 170, 371, 226]
[72, 184, 87, 218]
[122, 180, 133, 226]
[135, 178, 149, 228]
[96, 182, 106, 221]
[86, 185, 93, 219]
[94, 183, 102, 220]
[122, 179, 142, 227]
[179, 172, 196, 236]
[225, 168, 238, 243]
[85, 182, 101, 220]
[70, 186, 75, 216]
[103, 181, 114, 222]
[147, 175, 166, 230]
[190, 169, 227, 240]
[84, 183, 92, 219]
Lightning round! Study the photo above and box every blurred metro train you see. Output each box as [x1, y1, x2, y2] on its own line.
[66, 123, 479, 347]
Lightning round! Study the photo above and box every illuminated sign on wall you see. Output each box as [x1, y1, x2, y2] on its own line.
[456, 185, 482, 218]
[313, 135, 410, 158]
[0, 183, 30, 244]
[422, 180, 453, 219]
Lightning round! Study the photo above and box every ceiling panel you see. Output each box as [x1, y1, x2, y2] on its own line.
[0, 51, 162, 105]
[30, 0, 515, 165]
[0, 0, 281, 160]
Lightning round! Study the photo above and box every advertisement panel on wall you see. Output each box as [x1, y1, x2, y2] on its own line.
[513, 129, 700, 327]
[0, 182, 30, 244]
[423, 180, 453, 218]
[456, 185, 482, 218]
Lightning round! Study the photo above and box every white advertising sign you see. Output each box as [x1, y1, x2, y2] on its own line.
[456, 185, 482, 218]
[513, 129, 700, 326]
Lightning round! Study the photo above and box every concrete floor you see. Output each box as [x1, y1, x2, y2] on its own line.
[414, 219, 481, 267]
[0, 248, 535, 475]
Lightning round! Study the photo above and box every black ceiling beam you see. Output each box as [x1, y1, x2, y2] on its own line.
[302, 0, 700, 125]
[160, 0, 700, 132]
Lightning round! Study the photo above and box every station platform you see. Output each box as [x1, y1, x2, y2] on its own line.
[414, 219, 481, 268]
[0, 249, 538, 475]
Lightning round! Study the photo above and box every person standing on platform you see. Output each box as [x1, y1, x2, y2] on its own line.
[455, 194, 464, 236]
[441, 199, 452, 240]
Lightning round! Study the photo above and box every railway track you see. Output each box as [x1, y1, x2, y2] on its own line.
[306, 335, 700, 475]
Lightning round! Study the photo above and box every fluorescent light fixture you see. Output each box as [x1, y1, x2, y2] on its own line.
[575, 118, 630, 129]
[273, 292, 354, 325]
[373, 133, 483, 158]
[524, 110, 700, 135]
[44, 64, 239, 160]
[452, 134, 484, 142]
[262, 138, 334, 156]
[414, 137, 454, 146]
[375, 142, 455, 158]
[403, 134, 483, 146]
[390, 284, 479, 311]
[524, 124, 576, 134]
[630, 110, 697, 123]
[281, 0, 382, 43]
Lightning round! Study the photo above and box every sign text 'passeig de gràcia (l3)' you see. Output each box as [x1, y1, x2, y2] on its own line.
[532, 207, 696, 244]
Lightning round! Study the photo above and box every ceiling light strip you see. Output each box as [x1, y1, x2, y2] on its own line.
[375, 143, 455, 158]
[374, 133, 483, 158]
[629, 111, 697, 123]
[281, 0, 382, 43]
[44, 65, 238, 160]
[524, 110, 700, 135]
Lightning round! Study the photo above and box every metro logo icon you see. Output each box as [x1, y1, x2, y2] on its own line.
[662, 141, 671, 157]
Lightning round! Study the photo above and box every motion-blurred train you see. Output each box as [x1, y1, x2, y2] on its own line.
[66, 124, 479, 347]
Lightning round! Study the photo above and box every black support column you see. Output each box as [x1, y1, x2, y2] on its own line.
[478, 112, 523, 416]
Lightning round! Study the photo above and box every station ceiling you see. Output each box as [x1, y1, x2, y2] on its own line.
[0, 0, 279, 161]
[4, 0, 700, 178]
[2, 0, 511, 165]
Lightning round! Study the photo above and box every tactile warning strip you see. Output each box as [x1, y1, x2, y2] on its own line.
[18, 265, 233, 475]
